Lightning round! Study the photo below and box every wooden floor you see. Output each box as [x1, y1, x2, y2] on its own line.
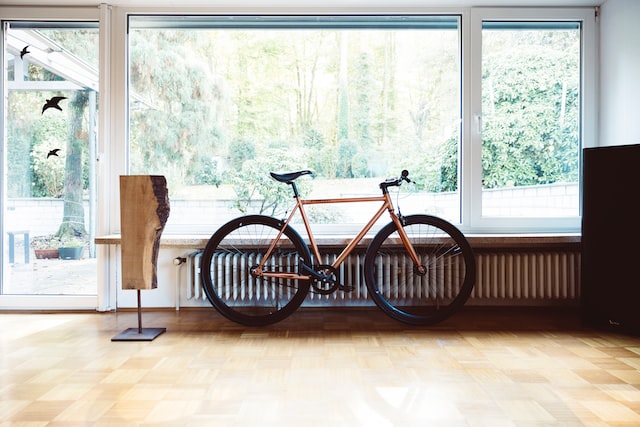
[2, 306, 640, 426]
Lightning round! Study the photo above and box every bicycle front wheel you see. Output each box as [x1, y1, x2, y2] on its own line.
[364, 215, 476, 326]
[201, 215, 311, 326]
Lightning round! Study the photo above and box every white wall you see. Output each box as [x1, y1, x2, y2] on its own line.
[599, 0, 640, 146]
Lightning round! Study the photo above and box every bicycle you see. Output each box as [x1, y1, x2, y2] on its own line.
[200, 170, 476, 326]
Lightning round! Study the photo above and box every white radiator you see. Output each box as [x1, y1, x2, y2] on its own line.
[472, 251, 581, 303]
[184, 250, 581, 306]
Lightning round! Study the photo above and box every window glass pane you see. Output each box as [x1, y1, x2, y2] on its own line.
[128, 15, 461, 232]
[481, 21, 580, 217]
[3, 22, 98, 295]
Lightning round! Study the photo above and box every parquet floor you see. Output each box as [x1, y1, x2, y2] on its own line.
[2, 307, 640, 426]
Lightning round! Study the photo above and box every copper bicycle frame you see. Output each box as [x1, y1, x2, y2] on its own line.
[254, 189, 424, 281]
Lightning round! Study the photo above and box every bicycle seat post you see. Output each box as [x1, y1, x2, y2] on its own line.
[290, 181, 301, 198]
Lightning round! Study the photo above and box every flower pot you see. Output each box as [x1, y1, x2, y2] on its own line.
[34, 249, 60, 259]
[58, 246, 84, 260]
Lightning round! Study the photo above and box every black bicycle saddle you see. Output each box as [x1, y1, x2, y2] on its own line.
[270, 170, 313, 183]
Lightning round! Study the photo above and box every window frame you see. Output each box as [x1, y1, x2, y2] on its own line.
[126, 13, 464, 234]
[122, 8, 595, 235]
[467, 7, 596, 233]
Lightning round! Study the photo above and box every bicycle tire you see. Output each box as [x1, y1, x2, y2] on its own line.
[200, 215, 312, 326]
[364, 214, 476, 326]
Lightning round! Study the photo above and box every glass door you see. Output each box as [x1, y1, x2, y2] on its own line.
[2, 21, 98, 301]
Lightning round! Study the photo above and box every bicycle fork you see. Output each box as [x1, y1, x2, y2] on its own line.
[389, 212, 427, 276]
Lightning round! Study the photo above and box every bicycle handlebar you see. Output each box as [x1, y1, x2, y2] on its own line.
[380, 169, 412, 193]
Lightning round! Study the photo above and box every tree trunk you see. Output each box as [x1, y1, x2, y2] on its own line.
[58, 91, 88, 238]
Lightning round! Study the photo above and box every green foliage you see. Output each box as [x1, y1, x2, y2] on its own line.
[481, 34, 580, 189]
[437, 136, 459, 192]
[304, 129, 341, 179]
[186, 157, 221, 186]
[351, 149, 370, 178]
[304, 205, 346, 224]
[28, 110, 69, 197]
[31, 142, 65, 198]
[31, 234, 63, 250]
[303, 128, 324, 150]
[7, 89, 73, 197]
[7, 93, 36, 198]
[353, 52, 372, 144]
[129, 30, 225, 191]
[337, 139, 357, 178]
[229, 139, 257, 170]
[231, 149, 311, 216]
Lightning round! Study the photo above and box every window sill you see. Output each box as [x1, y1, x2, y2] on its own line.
[95, 233, 581, 250]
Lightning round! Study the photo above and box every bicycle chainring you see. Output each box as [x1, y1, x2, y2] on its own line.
[310, 264, 340, 295]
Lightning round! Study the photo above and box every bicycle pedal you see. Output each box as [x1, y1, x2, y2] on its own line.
[338, 284, 354, 292]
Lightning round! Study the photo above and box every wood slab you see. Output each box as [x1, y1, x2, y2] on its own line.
[119, 175, 170, 290]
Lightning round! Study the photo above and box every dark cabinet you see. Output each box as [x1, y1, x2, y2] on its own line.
[582, 144, 640, 335]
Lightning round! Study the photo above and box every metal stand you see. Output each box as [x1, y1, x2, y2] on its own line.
[111, 290, 166, 341]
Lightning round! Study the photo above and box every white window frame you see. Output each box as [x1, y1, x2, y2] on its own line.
[466, 7, 596, 233]
[125, 12, 465, 236]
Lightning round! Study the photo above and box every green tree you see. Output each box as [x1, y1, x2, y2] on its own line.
[129, 30, 224, 188]
[482, 33, 580, 188]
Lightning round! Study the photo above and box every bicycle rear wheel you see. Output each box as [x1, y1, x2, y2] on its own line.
[364, 215, 476, 326]
[201, 215, 311, 326]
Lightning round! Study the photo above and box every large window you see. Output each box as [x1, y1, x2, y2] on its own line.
[128, 15, 462, 232]
[129, 12, 591, 234]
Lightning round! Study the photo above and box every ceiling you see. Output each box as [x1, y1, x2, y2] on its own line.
[5, 0, 604, 8]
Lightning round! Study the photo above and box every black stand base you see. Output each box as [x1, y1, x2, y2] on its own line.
[111, 290, 166, 342]
[111, 327, 166, 341]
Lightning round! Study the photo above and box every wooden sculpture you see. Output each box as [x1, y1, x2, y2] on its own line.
[119, 175, 170, 290]
[112, 175, 170, 342]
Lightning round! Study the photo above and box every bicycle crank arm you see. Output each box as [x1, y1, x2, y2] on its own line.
[299, 262, 327, 281]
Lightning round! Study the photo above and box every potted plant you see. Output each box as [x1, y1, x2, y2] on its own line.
[58, 235, 85, 260]
[31, 235, 62, 259]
